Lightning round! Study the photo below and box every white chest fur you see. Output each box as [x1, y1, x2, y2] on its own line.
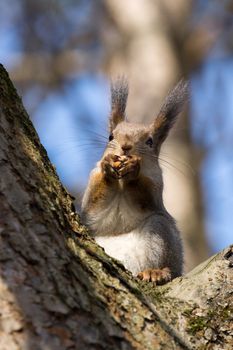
[95, 228, 163, 276]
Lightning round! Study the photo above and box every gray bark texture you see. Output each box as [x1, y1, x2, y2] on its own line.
[0, 64, 232, 350]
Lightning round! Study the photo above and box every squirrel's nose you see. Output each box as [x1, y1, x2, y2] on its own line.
[121, 144, 132, 154]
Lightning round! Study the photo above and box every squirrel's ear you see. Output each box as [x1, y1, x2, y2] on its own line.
[109, 77, 128, 132]
[151, 79, 189, 148]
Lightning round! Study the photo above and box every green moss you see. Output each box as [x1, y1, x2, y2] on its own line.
[136, 281, 169, 303]
[187, 315, 208, 334]
[186, 305, 233, 336]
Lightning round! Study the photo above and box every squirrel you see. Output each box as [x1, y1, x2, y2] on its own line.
[81, 78, 188, 284]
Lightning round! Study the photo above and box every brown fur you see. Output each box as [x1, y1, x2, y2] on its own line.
[84, 172, 113, 212]
[153, 114, 166, 129]
[126, 176, 160, 212]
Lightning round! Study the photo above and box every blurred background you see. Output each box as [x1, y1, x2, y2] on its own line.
[0, 0, 232, 271]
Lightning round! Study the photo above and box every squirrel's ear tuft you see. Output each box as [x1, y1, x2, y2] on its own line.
[109, 77, 128, 132]
[152, 79, 189, 147]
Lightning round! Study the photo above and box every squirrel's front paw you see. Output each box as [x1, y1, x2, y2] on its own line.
[101, 154, 120, 180]
[137, 267, 171, 285]
[117, 155, 141, 181]
[101, 154, 141, 181]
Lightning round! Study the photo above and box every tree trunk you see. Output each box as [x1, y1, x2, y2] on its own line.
[0, 64, 232, 350]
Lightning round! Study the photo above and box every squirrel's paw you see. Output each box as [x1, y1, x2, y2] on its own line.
[117, 155, 141, 180]
[101, 154, 120, 179]
[101, 154, 141, 181]
[137, 267, 171, 285]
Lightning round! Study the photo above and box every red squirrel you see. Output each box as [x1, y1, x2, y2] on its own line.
[81, 78, 188, 284]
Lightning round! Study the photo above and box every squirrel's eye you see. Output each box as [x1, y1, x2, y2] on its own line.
[109, 133, 114, 142]
[145, 137, 153, 148]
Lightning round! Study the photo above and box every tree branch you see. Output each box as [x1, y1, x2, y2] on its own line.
[0, 64, 232, 350]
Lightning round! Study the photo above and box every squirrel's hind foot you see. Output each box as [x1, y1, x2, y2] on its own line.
[137, 267, 171, 285]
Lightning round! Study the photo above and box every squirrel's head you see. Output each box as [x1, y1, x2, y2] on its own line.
[106, 77, 189, 161]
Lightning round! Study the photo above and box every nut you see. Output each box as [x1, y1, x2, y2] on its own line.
[113, 161, 121, 169]
[112, 155, 130, 172]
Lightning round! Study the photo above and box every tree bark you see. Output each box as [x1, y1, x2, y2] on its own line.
[0, 64, 232, 350]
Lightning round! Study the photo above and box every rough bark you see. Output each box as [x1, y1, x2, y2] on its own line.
[0, 64, 232, 350]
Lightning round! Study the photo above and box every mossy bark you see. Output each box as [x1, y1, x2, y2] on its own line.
[0, 64, 232, 350]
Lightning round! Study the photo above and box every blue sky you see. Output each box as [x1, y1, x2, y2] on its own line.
[32, 75, 109, 188]
[191, 58, 233, 251]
